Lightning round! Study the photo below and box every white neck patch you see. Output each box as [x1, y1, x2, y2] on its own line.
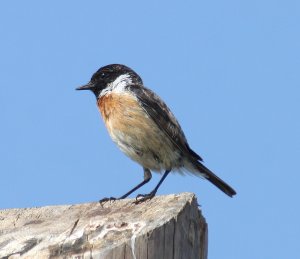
[100, 74, 132, 97]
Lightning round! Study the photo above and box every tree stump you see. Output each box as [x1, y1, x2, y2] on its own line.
[0, 193, 207, 259]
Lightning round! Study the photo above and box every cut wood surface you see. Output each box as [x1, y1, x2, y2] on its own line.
[0, 193, 207, 259]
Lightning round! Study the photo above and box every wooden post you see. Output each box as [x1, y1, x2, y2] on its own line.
[0, 193, 207, 259]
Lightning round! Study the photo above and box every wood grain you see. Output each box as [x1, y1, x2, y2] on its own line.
[0, 193, 207, 259]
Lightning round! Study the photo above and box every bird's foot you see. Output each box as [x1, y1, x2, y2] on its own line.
[134, 191, 156, 204]
[99, 197, 117, 205]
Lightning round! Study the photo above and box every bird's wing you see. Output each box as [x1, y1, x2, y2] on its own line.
[128, 85, 202, 161]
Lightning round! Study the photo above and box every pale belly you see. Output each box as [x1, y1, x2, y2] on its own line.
[98, 93, 183, 172]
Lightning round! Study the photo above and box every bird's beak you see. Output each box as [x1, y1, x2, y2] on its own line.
[76, 82, 94, 91]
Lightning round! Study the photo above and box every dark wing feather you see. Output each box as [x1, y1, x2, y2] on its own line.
[128, 85, 202, 161]
[128, 85, 237, 197]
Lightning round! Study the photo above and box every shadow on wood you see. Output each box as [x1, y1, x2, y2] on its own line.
[0, 193, 207, 259]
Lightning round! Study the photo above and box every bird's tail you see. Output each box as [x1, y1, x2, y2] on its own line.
[194, 161, 236, 197]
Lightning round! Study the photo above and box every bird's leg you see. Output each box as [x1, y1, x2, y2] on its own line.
[99, 168, 152, 204]
[135, 170, 171, 204]
[119, 168, 152, 199]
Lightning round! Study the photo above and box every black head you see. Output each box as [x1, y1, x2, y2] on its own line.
[76, 64, 143, 97]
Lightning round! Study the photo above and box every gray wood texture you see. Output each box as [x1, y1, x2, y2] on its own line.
[0, 193, 207, 259]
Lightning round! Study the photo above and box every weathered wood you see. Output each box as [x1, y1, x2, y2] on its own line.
[0, 193, 207, 259]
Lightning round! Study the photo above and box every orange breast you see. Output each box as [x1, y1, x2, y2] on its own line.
[98, 93, 116, 121]
[97, 91, 181, 171]
[98, 92, 150, 134]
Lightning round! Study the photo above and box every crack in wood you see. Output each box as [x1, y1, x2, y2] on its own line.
[69, 218, 80, 236]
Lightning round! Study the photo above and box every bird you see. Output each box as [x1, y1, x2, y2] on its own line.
[76, 64, 236, 202]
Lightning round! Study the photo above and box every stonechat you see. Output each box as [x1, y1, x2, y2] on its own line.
[76, 64, 236, 202]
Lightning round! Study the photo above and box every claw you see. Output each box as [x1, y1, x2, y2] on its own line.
[99, 197, 117, 205]
[134, 191, 156, 204]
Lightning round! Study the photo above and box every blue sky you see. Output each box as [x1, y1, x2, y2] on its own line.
[0, 1, 299, 258]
